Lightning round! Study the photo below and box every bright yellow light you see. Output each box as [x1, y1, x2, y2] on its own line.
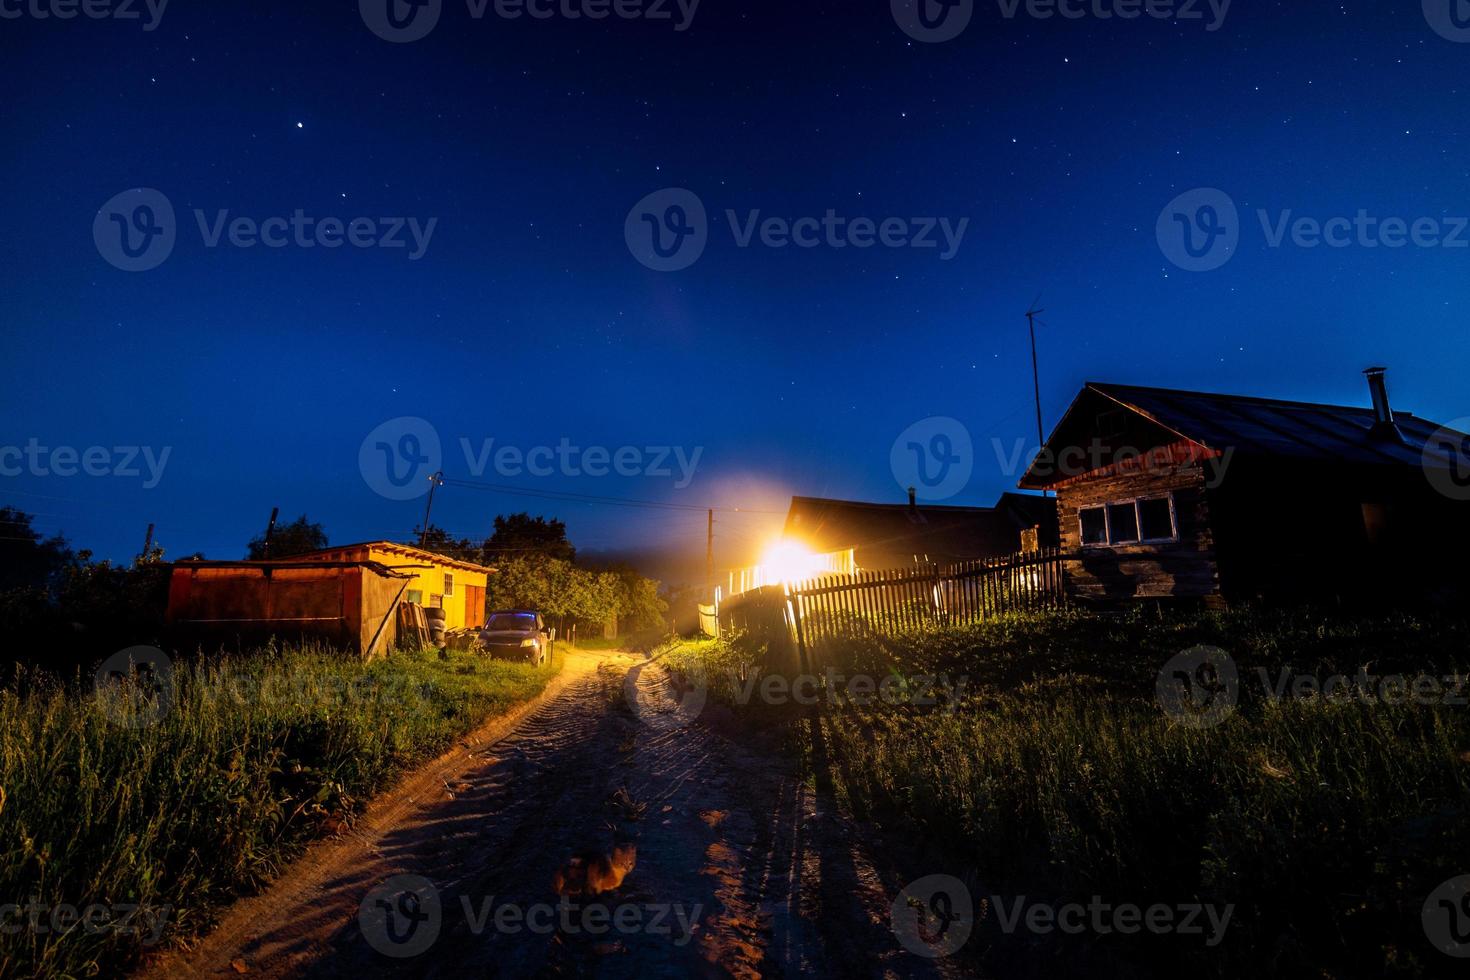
[761, 540, 823, 585]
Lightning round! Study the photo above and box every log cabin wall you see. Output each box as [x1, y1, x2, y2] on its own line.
[1056, 461, 1220, 602]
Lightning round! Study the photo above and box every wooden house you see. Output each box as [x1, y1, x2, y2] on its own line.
[1019, 369, 1470, 605]
[782, 490, 1058, 571]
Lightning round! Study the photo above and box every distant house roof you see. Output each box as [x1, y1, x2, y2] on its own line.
[1021, 381, 1467, 488]
[279, 541, 494, 575]
[783, 493, 1056, 565]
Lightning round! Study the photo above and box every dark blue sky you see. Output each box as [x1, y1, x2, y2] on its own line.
[3, 0, 1469, 582]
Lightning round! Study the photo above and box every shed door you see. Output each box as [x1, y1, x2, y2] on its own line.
[464, 585, 485, 628]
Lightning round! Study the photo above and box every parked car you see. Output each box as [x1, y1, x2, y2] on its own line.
[478, 610, 554, 666]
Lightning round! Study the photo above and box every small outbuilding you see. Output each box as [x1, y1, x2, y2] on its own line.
[276, 541, 492, 630]
[165, 559, 413, 659]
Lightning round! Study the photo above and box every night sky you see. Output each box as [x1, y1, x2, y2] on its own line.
[3, 1, 1469, 582]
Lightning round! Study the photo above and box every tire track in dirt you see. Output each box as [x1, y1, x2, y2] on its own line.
[141, 649, 970, 978]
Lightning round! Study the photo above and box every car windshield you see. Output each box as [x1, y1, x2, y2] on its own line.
[485, 613, 537, 631]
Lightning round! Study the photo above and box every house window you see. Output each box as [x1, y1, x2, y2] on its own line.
[1139, 497, 1176, 541]
[406, 589, 423, 606]
[1106, 502, 1140, 543]
[444, 572, 454, 597]
[1080, 495, 1177, 546]
[1080, 507, 1108, 545]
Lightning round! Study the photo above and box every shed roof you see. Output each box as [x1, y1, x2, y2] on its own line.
[279, 541, 494, 575]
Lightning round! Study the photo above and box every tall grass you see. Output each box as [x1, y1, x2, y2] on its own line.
[669, 607, 1470, 977]
[0, 643, 558, 979]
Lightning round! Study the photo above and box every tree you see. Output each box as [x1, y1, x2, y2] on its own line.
[0, 507, 77, 592]
[411, 524, 475, 561]
[482, 513, 576, 564]
[247, 515, 327, 560]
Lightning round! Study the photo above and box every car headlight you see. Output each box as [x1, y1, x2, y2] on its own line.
[520, 638, 538, 648]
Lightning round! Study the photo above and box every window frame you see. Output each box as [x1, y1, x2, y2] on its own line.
[1078, 493, 1179, 548]
[444, 572, 455, 597]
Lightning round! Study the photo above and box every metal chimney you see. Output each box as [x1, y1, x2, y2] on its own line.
[907, 486, 917, 512]
[1363, 367, 1403, 442]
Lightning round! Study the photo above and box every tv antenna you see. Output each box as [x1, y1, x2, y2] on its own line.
[1025, 298, 1049, 496]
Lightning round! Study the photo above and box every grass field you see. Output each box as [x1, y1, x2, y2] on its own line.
[0, 642, 561, 979]
[664, 608, 1470, 978]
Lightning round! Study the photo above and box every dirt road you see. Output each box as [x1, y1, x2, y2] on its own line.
[143, 648, 960, 978]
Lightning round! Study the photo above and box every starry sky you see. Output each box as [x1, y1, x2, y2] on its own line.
[3, 0, 1468, 582]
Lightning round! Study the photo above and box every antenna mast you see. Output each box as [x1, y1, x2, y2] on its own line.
[1025, 302, 1049, 497]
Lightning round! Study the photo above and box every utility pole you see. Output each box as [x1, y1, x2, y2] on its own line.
[419, 471, 445, 548]
[261, 507, 279, 558]
[1025, 304, 1050, 497]
[705, 509, 714, 598]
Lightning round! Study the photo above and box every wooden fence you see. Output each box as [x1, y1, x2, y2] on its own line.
[716, 548, 1072, 667]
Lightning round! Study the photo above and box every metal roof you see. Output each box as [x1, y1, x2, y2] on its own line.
[1021, 381, 1468, 487]
[1087, 382, 1455, 467]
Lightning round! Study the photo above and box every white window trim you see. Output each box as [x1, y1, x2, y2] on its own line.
[1079, 493, 1179, 548]
[444, 572, 455, 596]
